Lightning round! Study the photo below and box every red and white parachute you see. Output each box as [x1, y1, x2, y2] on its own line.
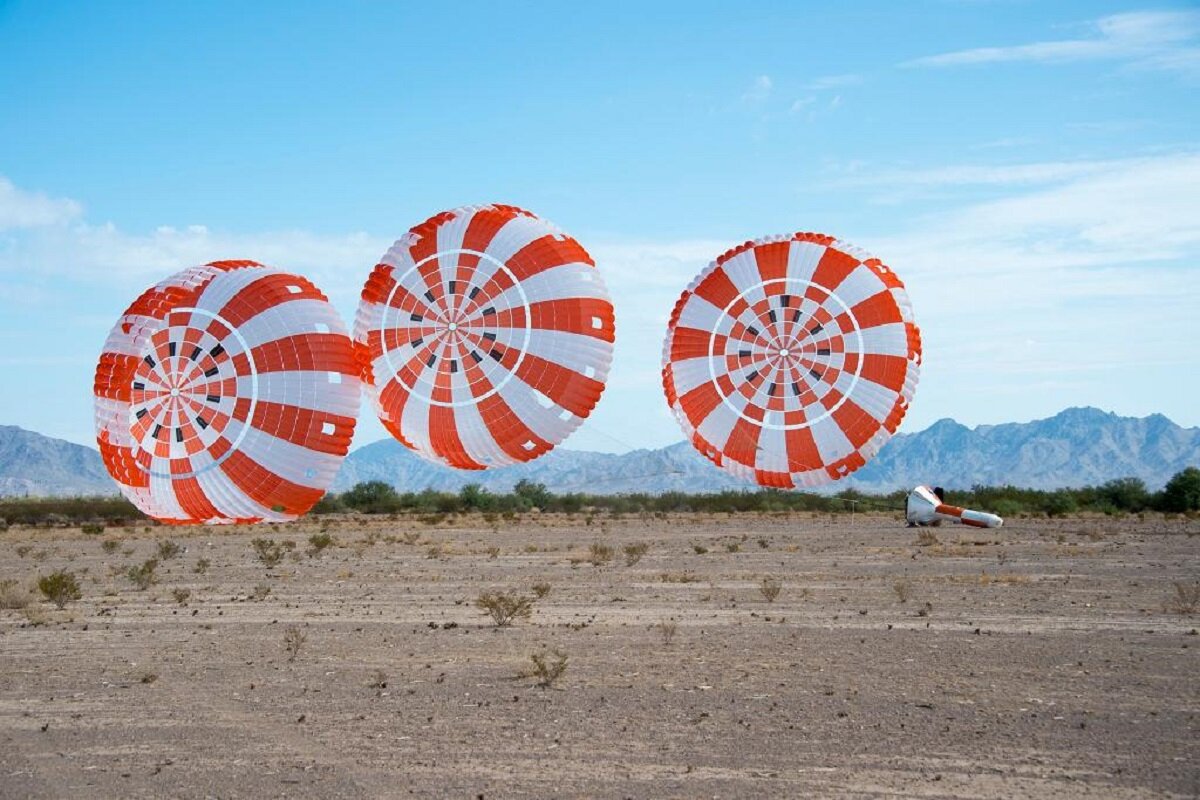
[354, 205, 615, 469]
[662, 233, 921, 488]
[93, 261, 360, 524]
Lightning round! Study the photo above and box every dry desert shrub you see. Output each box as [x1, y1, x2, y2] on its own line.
[126, 559, 158, 590]
[655, 619, 678, 646]
[307, 532, 335, 557]
[1168, 582, 1200, 614]
[283, 626, 307, 662]
[250, 583, 271, 601]
[476, 591, 534, 627]
[0, 578, 33, 609]
[530, 581, 552, 599]
[893, 580, 912, 603]
[915, 530, 941, 547]
[368, 669, 388, 692]
[38, 570, 81, 608]
[588, 542, 614, 566]
[193, 558, 210, 575]
[525, 648, 568, 688]
[660, 572, 700, 583]
[759, 576, 782, 603]
[623, 542, 649, 566]
[100, 539, 119, 554]
[156, 539, 182, 560]
[251, 538, 293, 567]
[171, 588, 191, 605]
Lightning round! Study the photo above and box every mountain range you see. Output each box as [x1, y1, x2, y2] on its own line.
[1, 408, 1196, 498]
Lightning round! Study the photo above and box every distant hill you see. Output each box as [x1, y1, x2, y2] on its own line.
[2, 407, 1197, 498]
[0, 425, 116, 497]
[334, 407, 1200, 495]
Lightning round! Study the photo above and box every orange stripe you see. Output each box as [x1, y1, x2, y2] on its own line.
[507, 234, 594, 282]
[810, 246, 859, 293]
[97, 436, 149, 488]
[754, 241, 791, 284]
[428, 405, 486, 469]
[250, 400, 356, 455]
[784, 425, 823, 473]
[527, 298, 615, 341]
[94, 352, 140, 402]
[724, 417, 762, 469]
[219, 273, 328, 328]
[831, 398, 878, 450]
[249, 333, 357, 375]
[847, 290, 902, 330]
[513, 353, 604, 417]
[693, 269, 740, 311]
[219, 449, 324, 516]
[859, 353, 908, 393]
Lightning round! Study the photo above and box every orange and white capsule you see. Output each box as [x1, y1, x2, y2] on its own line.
[906, 485, 1003, 529]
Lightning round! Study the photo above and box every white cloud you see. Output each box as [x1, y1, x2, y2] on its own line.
[0, 177, 83, 230]
[740, 74, 772, 105]
[907, 10, 1200, 77]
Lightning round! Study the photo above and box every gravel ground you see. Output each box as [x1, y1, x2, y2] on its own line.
[1, 512, 1197, 798]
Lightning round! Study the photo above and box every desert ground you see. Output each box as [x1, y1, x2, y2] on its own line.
[0, 511, 1197, 799]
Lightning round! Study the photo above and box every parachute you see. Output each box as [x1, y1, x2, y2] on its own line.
[354, 205, 615, 469]
[906, 485, 1004, 528]
[93, 260, 360, 524]
[662, 233, 921, 488]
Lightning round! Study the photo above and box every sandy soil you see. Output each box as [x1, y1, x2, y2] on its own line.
[1, 511, 1197, 798]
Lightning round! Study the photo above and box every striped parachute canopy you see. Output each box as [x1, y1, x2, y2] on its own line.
[94, 261, 360, 524]
[354, 205, 615, 469]
[662, 233, 921, 488]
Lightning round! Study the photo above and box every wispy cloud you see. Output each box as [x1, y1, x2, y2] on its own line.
[740, 74, 772, 105]
[0, 177, 83, 230]
[906, 10, 1200, 77]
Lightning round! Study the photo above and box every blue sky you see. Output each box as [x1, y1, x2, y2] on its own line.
[2, 0, 1198, 453]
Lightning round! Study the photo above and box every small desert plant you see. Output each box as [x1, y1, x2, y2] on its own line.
[38, 570, 82, 608]
[486, 546, 500, 560]
[692, 544, 708, 555]
[15, 545, 32, 558]
[893, 580, 912, 603]
[250, 583, 271, 601]
[307, 532, 335, 556]
[251, 538, 290, 567]
[0, 578, 33, 610]
[100, 539, 120, 554]
[475, 591, 534, 627]
[623, 542, 649, 566]
[126, 558, 159, 590]
[725, 542, 740, 553]
[588, 542, 614, 566]
[1168, 582, 1200, 614]
[368, 669, 388, 691]
[81, 523, 105, 536]
[530, 581, 552, 599]
[759, 576, 782, 603]
[655, 619, 678, 646]
[171, 588, 191, 605]
[917, 601, 933, 617]
[139, 672, 158, 684]
[157, 539, 182, 560]
[283, 626, 307, 662]
[915, 530, 940, 547]
[193, 558, 210, 575]
[526, 648, 568, 688]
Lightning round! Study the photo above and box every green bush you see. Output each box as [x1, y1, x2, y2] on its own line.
[38, 570, 81, 608]
[1160, 467, 1200, 512]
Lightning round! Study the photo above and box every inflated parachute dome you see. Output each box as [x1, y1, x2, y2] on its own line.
[354, 205, 615, 469]
[662, 233, 921, 488]
[94, 261, 360, 524]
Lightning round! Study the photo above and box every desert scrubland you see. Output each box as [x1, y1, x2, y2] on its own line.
[1, 512, 1197, 798]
